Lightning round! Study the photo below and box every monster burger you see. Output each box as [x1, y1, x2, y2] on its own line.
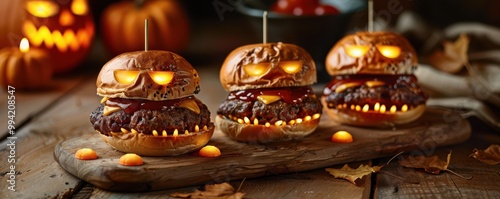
[322, 31, 427, 127]
[217, 42, 323, 143]
[90, 50, 214, 156]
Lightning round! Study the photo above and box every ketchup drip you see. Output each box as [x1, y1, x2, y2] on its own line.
[323, 74, 418, 96]
[228, 86, 315, 104]
[106, 96, 194, 114]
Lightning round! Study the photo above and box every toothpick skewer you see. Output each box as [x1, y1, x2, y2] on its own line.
[145, 19, 149, 51]
[263, 11, 267, 44]
[368, 0, 373, 32]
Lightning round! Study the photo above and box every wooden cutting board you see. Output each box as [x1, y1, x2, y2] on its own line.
[54, 107, 470, 192]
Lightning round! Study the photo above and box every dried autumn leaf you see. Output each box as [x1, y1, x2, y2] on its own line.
[470, 144, 500, 165]
[170, 182, 244, 199]
[325, 164, 383, 185]
[428, 33, 469, 73]
[399, 152, 451, 174]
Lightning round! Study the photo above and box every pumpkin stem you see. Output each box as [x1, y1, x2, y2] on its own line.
[134, 0, 145, 8]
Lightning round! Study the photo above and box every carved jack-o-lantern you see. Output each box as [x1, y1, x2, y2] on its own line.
[91, 50, 214, 156]
[23, 0, 94, 73]
[322, 32, 427, 127]
[217, 42, 323, 143]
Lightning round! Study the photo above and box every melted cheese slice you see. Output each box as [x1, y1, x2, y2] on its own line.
[179, 99, 200, 114]
[103, 105, 121, 116]
[100, 96, 109, 104]
[365, 81, 385, 87]
[257, 95, 282, 105]
[335, 82, 362, 93]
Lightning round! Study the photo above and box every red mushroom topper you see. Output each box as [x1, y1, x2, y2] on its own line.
[322, 32, 427, 127]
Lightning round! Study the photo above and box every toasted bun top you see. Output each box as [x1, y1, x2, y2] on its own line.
[220, 42, 317, 91]
[325, 31, 417, 75]
[96, 50, 200, 100]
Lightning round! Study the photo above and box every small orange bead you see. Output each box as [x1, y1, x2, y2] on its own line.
[199, 145, 221, 157]
[331, 130, 353, 143]
[75, 148, 98, 160]
[119, 153, 144, 166]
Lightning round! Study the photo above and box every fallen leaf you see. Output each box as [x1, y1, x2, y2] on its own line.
[325, 164, 383, 185]
[428, 34, 469, 73]
[470, 144, 500, 165]
[399, 152, 451, 174]
[170, 182, 244, 199]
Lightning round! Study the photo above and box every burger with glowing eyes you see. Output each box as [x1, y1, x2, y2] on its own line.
[322, 31, 427, 127]
[90, 50, 214, 156]
[216, 42, 323, 143]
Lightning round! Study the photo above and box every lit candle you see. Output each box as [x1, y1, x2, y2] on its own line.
[0, 38, 51, 90]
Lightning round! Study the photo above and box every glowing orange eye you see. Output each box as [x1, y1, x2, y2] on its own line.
[344, 45, 370, 58]
[242, 63, 271, 76]
[114, 70, 139, 84]
[376, 45, 401, 58]
[71, 0, 88, 15]
[26, 1, 59, 18]
[147, 71, 174, 85]
[279, 61, 302, 74]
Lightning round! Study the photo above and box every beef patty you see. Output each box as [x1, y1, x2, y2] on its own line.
[90, 97, 211, 136]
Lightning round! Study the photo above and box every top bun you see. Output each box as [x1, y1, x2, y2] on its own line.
[96, 50, 200, 101]
[220, 42, 316, 91]
[325, 31, 417, 75]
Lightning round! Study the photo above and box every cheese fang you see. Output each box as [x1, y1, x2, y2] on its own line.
[257, 95, 282, 104]
[103, 105, 121, 116]
[179, 99, 200, 114]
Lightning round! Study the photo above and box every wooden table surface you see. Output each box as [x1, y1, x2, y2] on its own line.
[1, 64, 499, 199]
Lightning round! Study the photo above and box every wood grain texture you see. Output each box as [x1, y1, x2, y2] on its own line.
[0, 76, 85, 139]
[87, 164, 372, 199]
[375, 118, 500, 199]
[53, 107, 471, 192]
[0, 76, 99, 199]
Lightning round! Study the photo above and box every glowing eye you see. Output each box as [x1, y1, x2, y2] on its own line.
[242, 63, 271, 76]
[344, 45, 370, 58]
[279, 61, 302, 74]
[376, 45, 401, 58]
[26, 1, 59, 18]
[114, 70, 139, 84]
[147, 71, 174, 85]
[71, 0, 88, 15]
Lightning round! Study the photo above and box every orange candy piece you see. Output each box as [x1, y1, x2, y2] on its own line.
[119, 153, 144, 166]
[75, 148, 98, 160]
[331, 130, 353, 143]
[199, 145, 221, 157]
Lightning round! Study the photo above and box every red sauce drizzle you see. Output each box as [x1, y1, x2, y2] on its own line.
[106, 96, 193, 114]
[227, 86, 315, 104]
[323, 74, 417, 96]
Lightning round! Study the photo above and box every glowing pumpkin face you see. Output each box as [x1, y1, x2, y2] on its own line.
[97, 51, 200, 101]
[325, 31, 417, 75]
[220, 42, 317, 91]
[23, 0, 94, 73]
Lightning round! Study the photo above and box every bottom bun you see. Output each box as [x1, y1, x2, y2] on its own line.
[321, 98, 426, 127]
[215, 115, 320, 143]
[99, 124, 214, 156]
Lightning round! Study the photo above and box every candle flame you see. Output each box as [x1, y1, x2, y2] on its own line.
[20, 38, 29, 53]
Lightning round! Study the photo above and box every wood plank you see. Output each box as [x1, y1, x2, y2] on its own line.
[0, 75, 100, 198]
[374, 118, 500, 198]
[84, 162, 371, 199]
[53, 107, 471, 192]
[0, 76, 85, 139]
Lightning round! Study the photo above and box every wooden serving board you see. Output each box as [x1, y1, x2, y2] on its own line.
[54, 107, 471, 192]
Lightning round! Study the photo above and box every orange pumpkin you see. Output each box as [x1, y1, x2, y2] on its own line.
[101, 0, 189, 56]
[22, 0, 95, 73]
[0, 0, 24, 48]
[0, 39, 52, 90]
